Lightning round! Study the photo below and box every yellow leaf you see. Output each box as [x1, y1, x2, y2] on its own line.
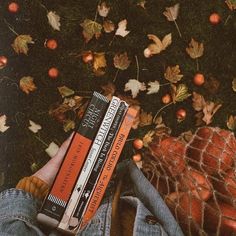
[186, 38, 204, 59]
[164, 65, 183, 83]
[58, 86, 75, 98]
[163, 3, 180, 21]
[139, 110, 153, 127]
[19, 76, 37, 94]
[171, 84, 191, 103]
[12, 35, 34, 55]
[93, 52, 107, 76]
[143, 130, 155, 147]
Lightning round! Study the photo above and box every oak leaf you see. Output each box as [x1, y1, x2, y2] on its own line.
[202, 101, 222, 125]
[147, 81, 160, 94]
[0, 115, 10, 133]
[192, 92, 206, 111]
[113, 52, 131, 70]
[124, 79, 146, 98]
[47, 11, 61, 31]
[171, 84, 191, 103]
[139, 110, 153, 127]
[98, 2, 110, 17]
[58, 86, 75, 98]
[115, 19, 130, 37]
[20, 76, 37, 94]
[227, 115, 236, 130]
[164, 65, 183, 83]
[186, 38, 204, 59]
[12, 35, 34, 55]
[103, 20, 115, 33]
[80, 19, 102, 43]
[28, 120, 42, 133]
[163, 3, 180, 21]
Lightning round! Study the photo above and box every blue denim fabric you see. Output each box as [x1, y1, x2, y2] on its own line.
[0, 161, 184, 236]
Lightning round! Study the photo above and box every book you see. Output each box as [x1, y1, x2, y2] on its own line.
[37, 92, 109, 227]
[68, 101, 128, 229]
[79, 107, 137, 230]
[58, 96, 121, 231]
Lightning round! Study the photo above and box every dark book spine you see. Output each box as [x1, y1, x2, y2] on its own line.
[71, 102, 128, 222]
[38, 92, 109, 222]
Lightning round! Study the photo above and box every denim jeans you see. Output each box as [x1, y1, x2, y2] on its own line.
[0, 160, 183, 236]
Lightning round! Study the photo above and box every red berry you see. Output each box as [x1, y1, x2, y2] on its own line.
[209, 13, 221, 25]
[132, 153, 142, 162]
[48, 67, 59, 78]
[46, 39, 58, 50]
[162, 93, 171, 104]
[8, 2, 19, 13]
[0, 56, 8, 69]
[193, 73, 205, 86]
[133, 139, 144, 150]
[176, 108, 186, 121]
[82, 51, 93, 63]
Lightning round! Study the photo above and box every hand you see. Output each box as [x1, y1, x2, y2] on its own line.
[33, 132, 74, 187]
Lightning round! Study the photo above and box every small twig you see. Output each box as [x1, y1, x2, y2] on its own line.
[224, 14, 232, 26]
[3, 19, 19, 36]
[126, 138, 135, 142]
[37, 0, 48, 12]
[153, 102, 173, 122]
[34, 135, 48, 147]
[160, 82, 171, 87]
[135, 55, 140, 81]
[109, 34, 116, 47]
[173, 20, 182, 38]
[196, 58, 199, 71]
[113, 69, 120, 82]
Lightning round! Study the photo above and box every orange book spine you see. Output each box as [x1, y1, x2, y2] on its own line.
[79, 107, 137, 229]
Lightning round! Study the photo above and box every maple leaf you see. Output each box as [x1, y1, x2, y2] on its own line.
[12, 35, 34, 55]
[28, 120, 42, 133]
[139, 110, 153, 127]
[186, 38, 204, 59]
[97, 2, 110, 17]
[143, 130, 155, 147]
[58, 86, 75, 98]
[63, 119, 75, 132]
[164, 65, 183, 83]
[192, 92, 206, 111]
[202, 101, 222, 125]
[163, 3, 180, 21]
[227, 115, 236, 130]
[47, 11, 61, 31]
[80, 19, 102, 43]
[146, 33, 172, 55]
[113, 52, 131, 70]
[103, 20, 115, 33]
[93, 52, 107, 76]
[147, 81, 160, 94]
[225, 0, 236, 10]
[124, 79, 146, 98]
[0, 115, 10, 133]
[19, 76, 37, 94]
[45, 142, 59, 158]
[232, 78, 236, 92]
[115, 19, 130, 37]
[171, 84, 191, 103]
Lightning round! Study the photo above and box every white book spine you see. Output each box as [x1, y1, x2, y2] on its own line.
[58, 96, 120, 230]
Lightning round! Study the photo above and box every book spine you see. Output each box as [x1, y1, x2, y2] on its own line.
[70, 102, 128, 225]
[79, 107, 137, 230]
[58, 96, 120, 230]
[38, 92, 109, 223]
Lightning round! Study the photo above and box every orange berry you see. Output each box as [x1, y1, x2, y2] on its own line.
[209, 13, 221, 25]
[8, 2, 19, 13]
[162, 93, 171, 104]
[132, 153, 142, 162]
[133, 139, 144, 150]
[48, 67, 59, 78]
[193, 73, 205, 86]
[82, 51, 93, 63]
[46, 39, 58, 50]
[0, 56, 8, 69]
[176, 108, 186, 121]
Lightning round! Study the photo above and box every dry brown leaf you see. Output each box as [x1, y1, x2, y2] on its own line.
[0, 115, 10, 133]
[164, 65, 183, 83]
[103, 20, 115, 33]
[163, 3, 180, 21]
[195, 111, 204, 126]
[192, 92, 206, 111]
[225, 0, 236, 10]
[139, 110, 153, 127]
[47, 11, 61, 31]
[143, 130, 155, 147]
[186, 38, 204, 59]
[204, 76, 220, 94]
[115, 19, 130, 37]
[12, 35, 34, 55]
[93, 52, 107, 76]
[19, 76, 37, 94]
[124, 79, 146, 98]
[97, 2, 110, 17]
[227, 115, 236, 130]
[113, 52, 131, 70]
[101, 82, 116, 100]
[58, 86, 75, 98]
[179, 130, 193, 143]
[202, 101, 222, 125]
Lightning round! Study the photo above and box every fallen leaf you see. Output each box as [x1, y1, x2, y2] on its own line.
[0, 115, 10, 133]
[227, 115, 236, 130]
[93, 52, 107, 76]
[137, 0, 146, 9]
[80, 19, 102, 43]
[171, 84, 191, 103]
[98, 2, 110, 17]
[179, 130, 193, 143]
[202, 101, 222, 125]
[164, 65, 183, 83]
[131, 105, 141, 129]
[30, 162, 39, 173]
[12, 35, 34, 55]
[58, 86, 75, 98]
[163, 3, 180, 21]
[45, 142, 59, 158]
[113, 52, 131, 70]
[225, 0, 236, 10]
[186, 38, 204, 59]
[204, 76, 220, 94]
[139, 110, 153, 127]
[63, 119, 75, 132]
[115, 19, 130, 37]
[143, 130, 155, 147]
[63, 96, 83, 108]
[47, 11, 61, 31]
[28, 120, 42, 133]
[147, 81, 160, 94]
[195, 111, 204, 126]
[20, 76, 37, 94]
[124, 79, 146, 98]
[232, 78, 236, 92]
[103, 20, 115, 33]
[101, 82, 116, 100]
[146, 33, 172, 55]
[192, 92, 206, 111]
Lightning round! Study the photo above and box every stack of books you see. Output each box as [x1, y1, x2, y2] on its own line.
[37, 91, 137, 235]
